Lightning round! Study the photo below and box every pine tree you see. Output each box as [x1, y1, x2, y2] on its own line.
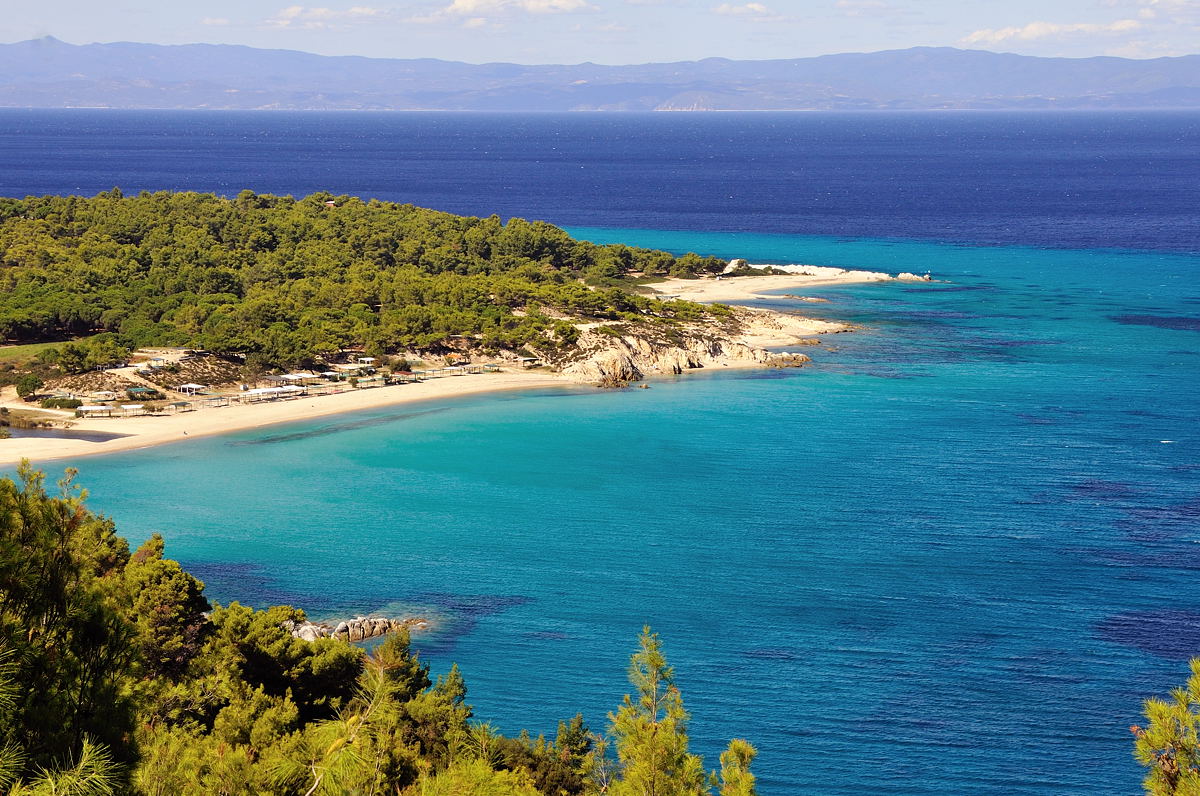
[718, 739, 757, 796]
[608, 627, 708, 796]
[1133, 658, 1200, 794]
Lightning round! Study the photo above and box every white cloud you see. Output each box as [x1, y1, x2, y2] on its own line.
[441, 0, 594, 15]
[266, 5, 383, 29]
[410, 0, 595, 25]
[961, 18, 1142, 45]
[714, 2, 772, 15]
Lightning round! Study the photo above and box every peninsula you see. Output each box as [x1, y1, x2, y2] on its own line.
[0, 190, 909, 465]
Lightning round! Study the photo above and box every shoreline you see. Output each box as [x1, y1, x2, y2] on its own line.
[0, 370, 569, 468]
[1, 276, 887, 468]
[0, 350, 806, 468]
[649, 271, 917, 303]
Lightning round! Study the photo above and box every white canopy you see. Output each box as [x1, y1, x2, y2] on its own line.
[244, 386, 305, 397]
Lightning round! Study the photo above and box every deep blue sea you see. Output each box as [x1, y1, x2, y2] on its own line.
[3, 110, 1199, 793]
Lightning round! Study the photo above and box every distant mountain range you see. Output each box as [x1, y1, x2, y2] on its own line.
[2, 37, 1199, 111]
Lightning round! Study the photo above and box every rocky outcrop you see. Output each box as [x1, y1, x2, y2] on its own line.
[896, 272, 933, 282]
[554, 308, 832, 386]
[283, 615, 430, 643]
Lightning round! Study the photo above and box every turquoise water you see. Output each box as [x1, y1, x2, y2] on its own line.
[24, 231, 1200, 793]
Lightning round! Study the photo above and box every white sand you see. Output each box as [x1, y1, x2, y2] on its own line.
[650, 271, 896, 303]
[0, 370, 569, 468]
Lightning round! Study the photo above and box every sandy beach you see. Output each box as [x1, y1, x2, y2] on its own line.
[0, 370, 569, 468]
[649, 270, 905, 303]
[1, 274, 882, 469]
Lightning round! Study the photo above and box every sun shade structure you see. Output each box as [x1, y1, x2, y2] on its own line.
[240, 386, 306, 402]
[176, 383, 206, 394]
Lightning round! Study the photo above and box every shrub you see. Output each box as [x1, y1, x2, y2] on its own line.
[15, 374, 42, 399]
[39, 397, 83, 410]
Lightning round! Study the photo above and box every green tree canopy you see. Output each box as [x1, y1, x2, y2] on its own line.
[1133, 659, 1200, 794]
[0, 191, 726, 368]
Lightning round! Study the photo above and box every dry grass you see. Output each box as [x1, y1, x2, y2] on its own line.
[138, 355, 244, 389]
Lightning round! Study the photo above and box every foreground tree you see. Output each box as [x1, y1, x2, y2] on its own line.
[607, 628, 709, 796]
[1133, 659, 1200, 794]
[718, 739, 757, 796]
[0, 464, 136, 790]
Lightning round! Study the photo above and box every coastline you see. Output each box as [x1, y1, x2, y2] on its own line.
[0, 334, 816, 468]
[0, 370, 569, 468]
[649, 271, 906, 303]
[2, 278, 875, 469]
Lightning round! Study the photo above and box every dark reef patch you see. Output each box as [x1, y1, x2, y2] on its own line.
[1117, 498, 1200, 543]
[407, 592, 534, 655]
[1096, 610, 1200, 659]
[1069, 479, 1138, 499]
[741, 647, 798, 661]
[1110, 314, 1200, 331]
[184, 561, 312, 610]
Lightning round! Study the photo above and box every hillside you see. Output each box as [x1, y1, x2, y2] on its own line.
[0, 189, 734, 370]
[1, 38, 1198, 110]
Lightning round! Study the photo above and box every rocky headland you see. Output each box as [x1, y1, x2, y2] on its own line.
[553, 306, 849, 387]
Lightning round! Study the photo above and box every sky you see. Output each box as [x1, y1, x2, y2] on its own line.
[2, 0, 1197, 64]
